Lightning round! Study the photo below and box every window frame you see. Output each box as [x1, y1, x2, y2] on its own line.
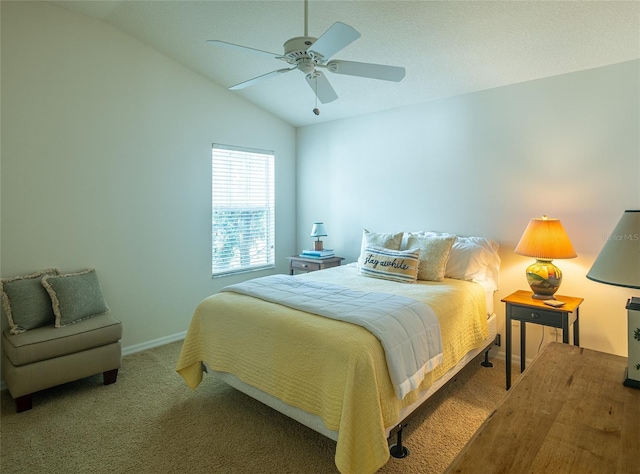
[211, 143, 275, 278]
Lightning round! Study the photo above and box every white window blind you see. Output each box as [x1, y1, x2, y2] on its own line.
[212, 144, 275, 277]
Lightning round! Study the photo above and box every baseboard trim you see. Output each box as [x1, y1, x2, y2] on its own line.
[121, 331, 187, 357]
[1, 331, 188, 392]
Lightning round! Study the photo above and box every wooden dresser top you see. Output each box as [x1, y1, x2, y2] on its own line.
[445, 343, 639, 473]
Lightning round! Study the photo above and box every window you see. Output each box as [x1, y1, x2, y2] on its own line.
[211, 144, 275, 277]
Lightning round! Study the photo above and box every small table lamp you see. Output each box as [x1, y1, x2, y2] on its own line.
[587, 209, 640, 389]
[310, 222, 327, 251]
[515, 215, 577, 300]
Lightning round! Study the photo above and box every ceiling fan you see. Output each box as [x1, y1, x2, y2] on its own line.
[206, 0, 405, 106]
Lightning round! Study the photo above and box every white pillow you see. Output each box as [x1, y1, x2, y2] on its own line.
[447, 236, 501, 291]
[402, 231, 500, 289]
[358, 229, 403, 267]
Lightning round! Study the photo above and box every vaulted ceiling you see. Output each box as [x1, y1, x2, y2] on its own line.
[54, 0, 639, 127]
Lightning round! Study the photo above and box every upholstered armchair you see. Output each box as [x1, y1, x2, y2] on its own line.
[1, 268, 122, 412]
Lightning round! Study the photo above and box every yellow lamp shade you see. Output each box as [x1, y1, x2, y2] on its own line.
[515, 216, 576, 299]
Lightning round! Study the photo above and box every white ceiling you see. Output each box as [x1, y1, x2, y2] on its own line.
[54, 0, 640, 127]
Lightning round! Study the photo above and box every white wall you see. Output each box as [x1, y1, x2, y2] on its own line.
[296, 60, 640, 360]
[0, 2, 296, 362]
[2, 2, 638, 381]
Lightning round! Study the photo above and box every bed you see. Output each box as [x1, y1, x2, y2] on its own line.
[176, 231, 500, 474]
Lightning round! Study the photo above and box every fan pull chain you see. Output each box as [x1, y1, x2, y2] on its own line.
[313, 74, 319, 115]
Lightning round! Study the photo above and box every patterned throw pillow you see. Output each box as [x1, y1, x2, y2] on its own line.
[42, 269, 110, 327]
[406, 234, 456, 281]
[359, 246, 421, 283]
[0, 268, 61, 334]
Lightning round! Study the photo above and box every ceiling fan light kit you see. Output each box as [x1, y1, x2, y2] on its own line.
[206, 0, 405, 110]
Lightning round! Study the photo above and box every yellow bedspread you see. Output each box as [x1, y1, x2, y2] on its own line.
[176, 264, 488, 474]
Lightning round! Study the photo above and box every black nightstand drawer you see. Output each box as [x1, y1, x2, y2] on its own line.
[510, 305, 560, 328]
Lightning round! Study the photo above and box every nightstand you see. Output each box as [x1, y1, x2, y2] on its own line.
[287, 256, 344, 275]
[502, 290, 583, 390]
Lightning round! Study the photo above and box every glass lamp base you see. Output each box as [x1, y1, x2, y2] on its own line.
[526, 259, 563, 300]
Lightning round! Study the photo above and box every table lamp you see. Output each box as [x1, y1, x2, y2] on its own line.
[515, 215, 577, 300]
[310, 222, 327, 251]
[586, 209, 640, 389]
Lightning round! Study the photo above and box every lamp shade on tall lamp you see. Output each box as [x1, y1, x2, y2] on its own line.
[515, 215, 577, 299]
[587, 209, 640, 388]
[310, 222, 327, 251]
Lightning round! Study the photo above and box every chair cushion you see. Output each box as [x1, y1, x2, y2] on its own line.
[2, 313, 122, 367]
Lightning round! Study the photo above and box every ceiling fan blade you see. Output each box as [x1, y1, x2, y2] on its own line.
[206, 40, 282, 60]
[308, 22, 360, 61]
[230, 67, 295, 90]
[326, 60, 406, 82]
[305, 71, 338, 104]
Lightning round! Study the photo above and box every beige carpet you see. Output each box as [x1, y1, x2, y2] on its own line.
[0, 341, 515, 473]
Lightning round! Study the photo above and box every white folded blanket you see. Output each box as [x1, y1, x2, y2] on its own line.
[222, 275, 443, 399]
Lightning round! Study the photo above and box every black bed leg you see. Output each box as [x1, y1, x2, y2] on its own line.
[389, 424, 410, 458]
[480, 349, 494, 368]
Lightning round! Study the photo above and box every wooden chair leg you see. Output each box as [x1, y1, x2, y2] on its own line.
[103, 368, 118, 385]
[16, 394, 33, 413]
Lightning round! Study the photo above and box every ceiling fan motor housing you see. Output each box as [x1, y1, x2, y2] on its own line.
[283, 36, 324, 73]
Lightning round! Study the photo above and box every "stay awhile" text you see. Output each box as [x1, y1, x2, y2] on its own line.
[364, 254, 410, 270]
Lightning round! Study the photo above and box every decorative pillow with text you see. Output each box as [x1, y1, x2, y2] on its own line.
[359, 246, 420, 283]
